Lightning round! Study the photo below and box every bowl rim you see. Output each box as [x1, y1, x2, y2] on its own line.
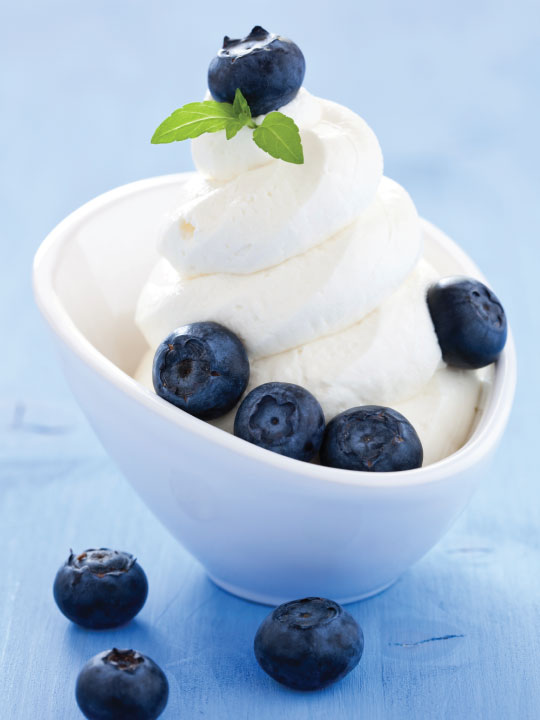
[33, 173, 517, 489]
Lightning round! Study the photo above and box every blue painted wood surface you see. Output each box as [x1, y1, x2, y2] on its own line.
[1, 1, 539, 717]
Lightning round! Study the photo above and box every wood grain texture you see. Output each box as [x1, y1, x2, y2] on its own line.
[1, 1, 539, 718]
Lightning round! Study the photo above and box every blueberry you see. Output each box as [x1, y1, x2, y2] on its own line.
[153, 321, 249, 420]
[76, 648, 168, 720]
[53, 549, 148, 629]
[208, 26, 305, 117]
[320, 406, 423, 472]
[427, 276, 507, 369]
[254, 597, 363, 691]
[234, 382, 325, 462]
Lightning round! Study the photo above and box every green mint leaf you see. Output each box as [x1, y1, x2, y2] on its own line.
[225, 120, 247, 140]
[252, 112, 304, 164]
[151, 101, 241, 143]
[232, 88, 252, 121]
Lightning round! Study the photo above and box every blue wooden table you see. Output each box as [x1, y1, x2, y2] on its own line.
[2, 2, 539, 717]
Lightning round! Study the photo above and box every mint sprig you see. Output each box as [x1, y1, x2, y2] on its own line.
[151, 89, 304, 165]
[253, 113, 304, 164]
[150, 100, 242, 142]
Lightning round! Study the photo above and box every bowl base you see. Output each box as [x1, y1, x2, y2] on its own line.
[207, 573, 399, 606]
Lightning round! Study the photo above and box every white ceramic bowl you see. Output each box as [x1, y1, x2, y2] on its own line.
[33, 174, 516, 605]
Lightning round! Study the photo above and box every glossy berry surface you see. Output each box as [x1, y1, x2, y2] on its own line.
[234, 382, 325, 462]
[427, 276, 507, 369]
[53, 549, 148, 629]
[153, 321, 249, 420]
[208, 26, 305, 117]
[254, 597, 363, 691]
[320, 406, 423, 472]
[76, 648, 168, 720]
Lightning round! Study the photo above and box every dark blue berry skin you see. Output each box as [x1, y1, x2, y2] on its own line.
[153, 321, 249, 420]
[208, 26, 306, 117]
[234, 382, 325, 462]
[254, 597, 363, 691]
[321, 406, 423, 472]
[53, 549, 148, 629]
[427, 276, 507, 369]
[76, 649, 168, 720]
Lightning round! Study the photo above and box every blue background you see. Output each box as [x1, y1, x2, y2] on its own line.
[1, 1, 539, 717]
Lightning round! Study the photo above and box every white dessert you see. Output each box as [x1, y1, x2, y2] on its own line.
[134, 89, 484, 466]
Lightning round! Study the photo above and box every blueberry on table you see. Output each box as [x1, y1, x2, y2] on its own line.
[427, 276, 507, 369]
[254, 597, 363, 690]
[76, 648, 168, 720]
[320, 406, 423, 472]
[153, 321, 249, 420]
[208, 26, 306, 117]
[234, 382, 325, 462]
[53, 549, 148, 629]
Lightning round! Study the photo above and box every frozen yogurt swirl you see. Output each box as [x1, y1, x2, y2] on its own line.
[140, 90, 426, 359]
[136, 89, 482, 464]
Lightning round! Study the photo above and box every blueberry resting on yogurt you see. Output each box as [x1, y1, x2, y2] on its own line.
[234, 382, 325, 462]
[153, 321, 249, 420]
[53, 549, 148, 629]
[208, 26, 306, 117]
[321, 406, 423, 472]
[76, 648, 168, 720]
[254, 597, 363, 691]
[427, 276, 507, 369]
